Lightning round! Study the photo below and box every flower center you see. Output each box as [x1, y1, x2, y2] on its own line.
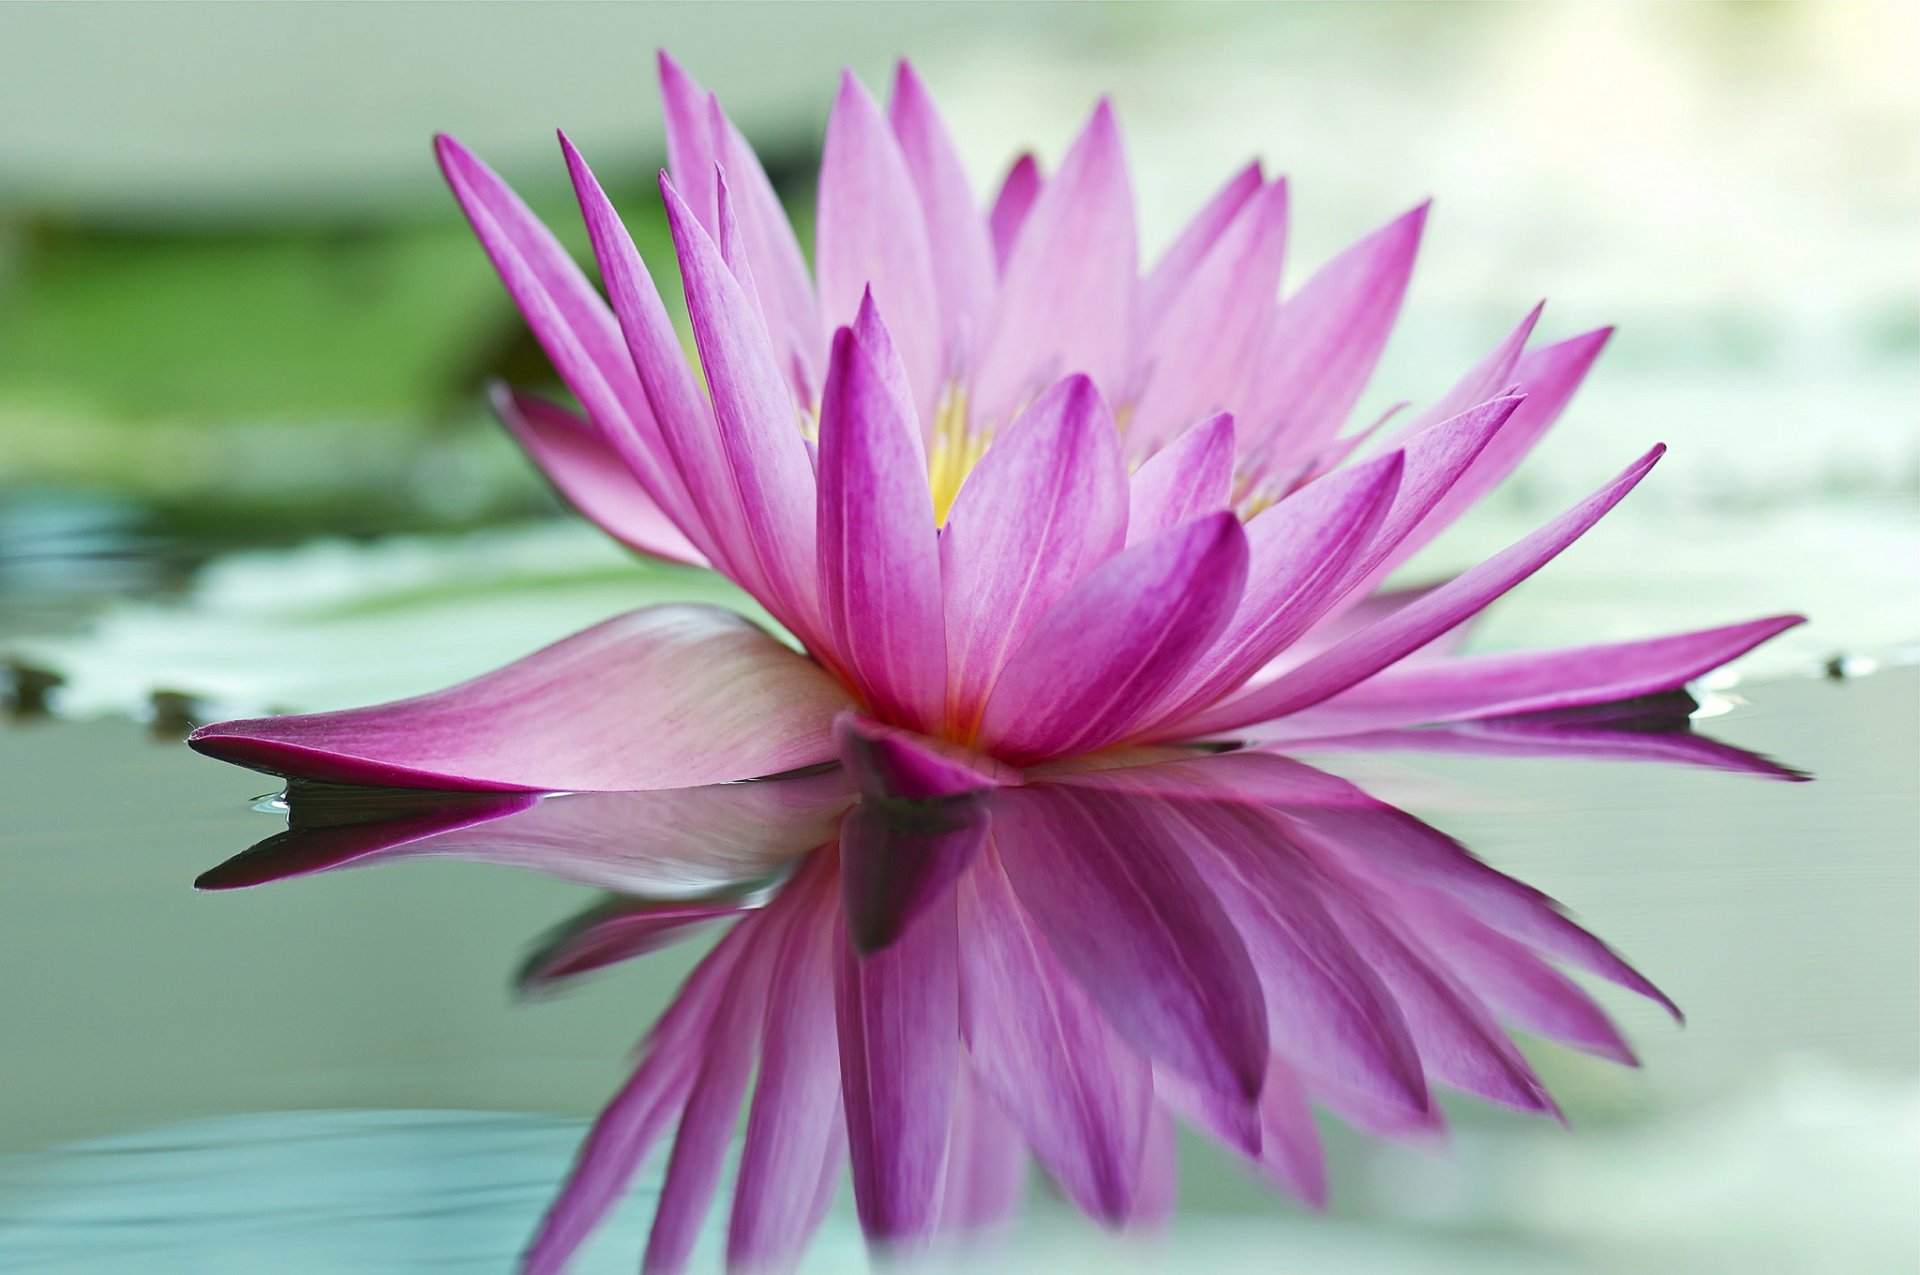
[926, 385, 989, 526]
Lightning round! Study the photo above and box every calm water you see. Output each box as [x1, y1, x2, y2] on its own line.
[1, 669, 1915, 1274]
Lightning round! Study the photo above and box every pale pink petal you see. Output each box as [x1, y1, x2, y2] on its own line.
[987, 153, 1042, 271]
[656, 52, 822, 397]
[492, 386, 705, 566]
[971, 101, 1136, 429]
[1138, 161, 1264, 332]
[1127, 178, 1289, 454]
[1186, 445, 1667, 734]
[817, 310, 947, 729]
[836, 878, 959, 1247]
[1239, 202, 1428, 482]
[1126, 412, 1236, 546]
[935, 1063, 1030, 1234]
[817, 71, 943, 421]
[991, 783, 1268, 1103]
[661, 174, 824, 638]
[1389, 303, 1541, 442]
[959, 843, 1153, 1223]
[1125, 1106, 1178, 1229]
[728, 856, 848, 1272]
[979, 512, 1249, 762]
[189, 606, 855, 792]
[939, 375, 1128, 733]
[889, 62, 997, 378]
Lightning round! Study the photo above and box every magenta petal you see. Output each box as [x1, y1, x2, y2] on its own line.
[835, 883, 959, 1247]
[978, 512, 1250, 762]
[1190, 444, 1668, 734]
[958, 844, 1153, 1223]
[835, 713, 1016, 801]
[1254, 1057, 1329, 1208]
[1392, 303, 1541, 442]
[991, 783, 1268, 1103]
[1418, 909, 1637, 1064]
[492, 387, 705, 566]
[1247, 615, 1806, 739]
[1171, 801, 1430, 1117]
[971, 101, 1136, 429]
[987, 152, 1042, 271]
[521, 927, 748, 1275]
[839, 799, 987, 956]
[1126, 412, 1237, 546]
[1146, 449, 1404, 729]
[1139, 161, 1264, 332]
[817, 71, 943, 421]
[189, 606, 855, 791]
[728, 857, 847, 1273]
[1128, 178, 1290, 454]
[817, 315, 947, 729]
[1125, 1106, 1179, 1229]
[519, 898, 749, 991]
[437, 135, 699, 549]
[940, 374, 1128, 730]
[661, 174, 823, 638]
[889, 62, 996, 378]
[643, 912, 782, 1275]
[1240, 202, 1427, 478]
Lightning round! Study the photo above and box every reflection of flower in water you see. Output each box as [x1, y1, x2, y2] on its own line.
[186, 54, 1798, 795]
[200, 706, 1800, 1274]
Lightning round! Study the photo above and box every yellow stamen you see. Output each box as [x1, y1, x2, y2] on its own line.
[927, 385, 989, 525]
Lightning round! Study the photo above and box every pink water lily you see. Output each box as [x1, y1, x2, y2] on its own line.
[188, 54, 1799, 789]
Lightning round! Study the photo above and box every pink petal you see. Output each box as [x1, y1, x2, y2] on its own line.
[1145, 449, 1405, 729]
[728, 856, 848, 1272]
[1126, 411, 1237, 546]
[817, 71, 943, 422]
[1239, 202, 1427, 482]
[835, 714, 1017, 802]
[519, 898, 751, 990]
[1138, 161, 1264, 333]
[991, 783, 1268, 1104]
[643, 910, 783, 1275]
[1391, 303, 1541, 442]
[189, 606, 855, 791]
[560, 135, 732, 570]
[978, 512, 1250, 762]
[1169, 799, 1431, 1118]
[195, 773, 850, 897]
[656, 52, 822, 398]
[491, 387, 705, 566]
[1127, 178, 1290, 454]
[1374, 326, 1616, 582]
[889, 62, 996, 378]
[522, 926, 749, 1275]
[436, 135, 700, 550]
[836, 875, 959, 1248]
[987, 152, 1042, 271]
[1254, 1057, 1329, 1208]
[958, 843, 1153, 1223]
[935, 1063, 1030, 1234]
[839, 799, 987, 957]
[1241, 615, 1805, 739]
[1125, 1106, 1178, 1229]
[1307, 863, 1558, 1114]
[661, 174, 824, 638]
[971, 101, 1136, 430]
[1188, 444, 1667, 734]
[939, 374, 1128, 734]
[817, 312, 948, 729]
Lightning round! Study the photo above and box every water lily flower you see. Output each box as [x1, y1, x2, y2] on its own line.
[200, 716, 1778, 1273]
[187, 54, 1800, 794]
